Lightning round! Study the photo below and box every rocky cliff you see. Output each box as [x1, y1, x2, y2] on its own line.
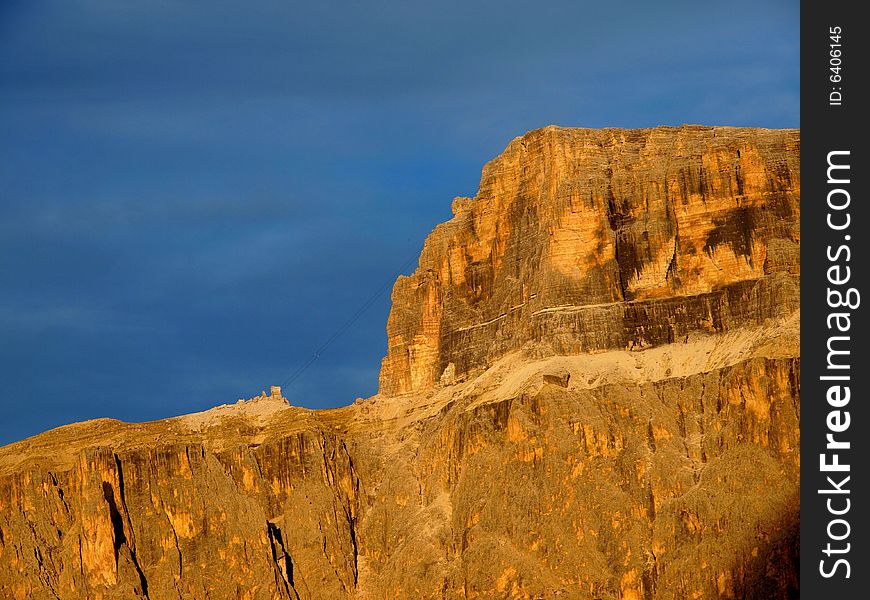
[0, 125, 800, 600]
[379, 126, 799, 396]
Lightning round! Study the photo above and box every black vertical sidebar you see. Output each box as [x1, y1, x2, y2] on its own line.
[801, 1, 867, 597]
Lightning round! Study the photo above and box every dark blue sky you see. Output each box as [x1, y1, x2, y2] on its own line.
[0, 1, 798, 445]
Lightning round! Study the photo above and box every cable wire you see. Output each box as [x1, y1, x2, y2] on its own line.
[278, 253, 419, 390]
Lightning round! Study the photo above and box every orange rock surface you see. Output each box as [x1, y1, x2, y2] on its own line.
[0, 126, 799, 600]
[380, 125, 799, 396]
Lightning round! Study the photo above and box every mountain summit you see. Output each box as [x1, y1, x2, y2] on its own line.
[0, 125, 800, 600]
[380, 125, 799, 396]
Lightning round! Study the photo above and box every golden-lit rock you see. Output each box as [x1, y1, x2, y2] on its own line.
[0, 125, 799, 599]
[380, 125, 799, 396]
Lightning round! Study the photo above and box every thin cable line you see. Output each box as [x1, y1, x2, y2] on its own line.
[278, 253, 419, 390]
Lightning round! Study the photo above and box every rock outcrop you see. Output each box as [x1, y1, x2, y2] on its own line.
[379, 126, 799, 396]
[0, 125, 800, 600]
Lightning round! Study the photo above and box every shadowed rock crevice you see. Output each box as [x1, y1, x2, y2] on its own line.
[101, 480, 149, 598]
[267, 521, 300, 600]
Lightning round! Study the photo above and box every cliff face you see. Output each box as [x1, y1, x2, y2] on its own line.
[379, 126, 799, 395]
[0, 125, 800, 600]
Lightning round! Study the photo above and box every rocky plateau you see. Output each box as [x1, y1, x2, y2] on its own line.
[0, 125, 800, 599]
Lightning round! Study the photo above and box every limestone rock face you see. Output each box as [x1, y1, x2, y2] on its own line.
[379, 126, 799, 396]
[0, 126, 799, 600]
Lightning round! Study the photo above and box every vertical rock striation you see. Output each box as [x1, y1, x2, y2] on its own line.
[379, 126, 799, 396]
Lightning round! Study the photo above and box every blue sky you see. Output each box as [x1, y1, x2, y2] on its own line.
[0, 0, 798, 445]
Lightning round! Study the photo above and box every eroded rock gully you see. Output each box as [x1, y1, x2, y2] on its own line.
[0, 125, 799, 599]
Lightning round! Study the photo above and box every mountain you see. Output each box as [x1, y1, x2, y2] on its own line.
[0, 125, 800, 600]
